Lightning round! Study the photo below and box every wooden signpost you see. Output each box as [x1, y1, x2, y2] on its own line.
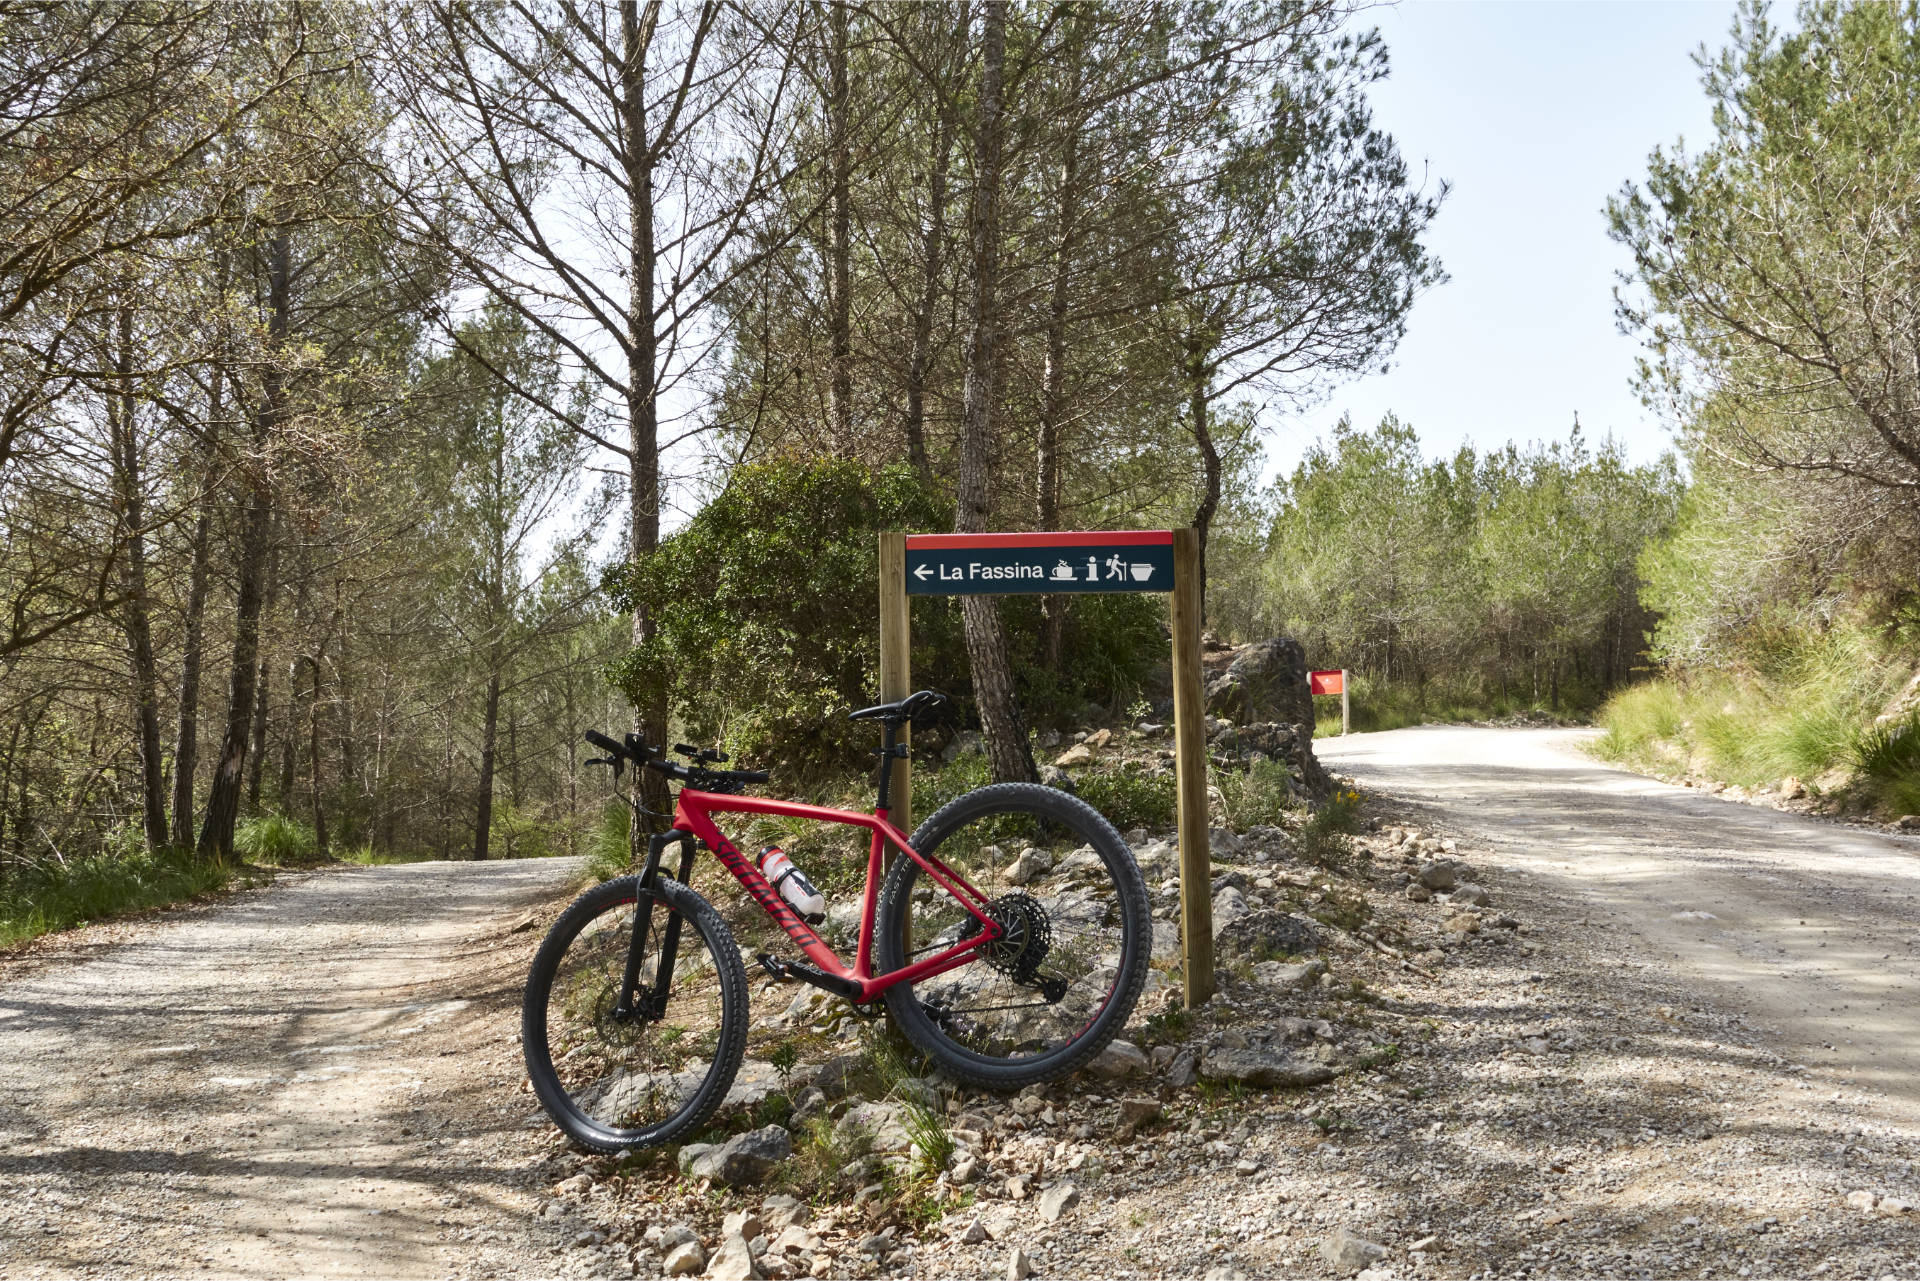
[879, 528, 1216, 1007]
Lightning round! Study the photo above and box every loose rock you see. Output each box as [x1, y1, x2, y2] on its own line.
[1320, 1227, 1388, 1275]
[1037, 1182, 1079, 1222]
[1201, 1047, 1337, 1088]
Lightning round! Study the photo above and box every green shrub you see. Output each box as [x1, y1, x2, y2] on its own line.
[583, 800, 632, 884]
[609, 456, 1166, 774]
[1073, 764, 1176, 830]
[1595, 626, 1914, 798]
[1297, 787, 1363, 868]
[488, 801, 559, 860]
[1214, 757, 1300, 828]
[1853, 715, 1920, 816]
[0, 848, 234, 947]
[609, 457, 958, 772]
[233, 814, 318, 865]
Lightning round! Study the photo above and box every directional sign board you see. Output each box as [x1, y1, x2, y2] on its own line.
[904, 530, 1174, 596]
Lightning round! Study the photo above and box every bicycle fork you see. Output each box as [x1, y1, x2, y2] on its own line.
[616, 827, 696, 1021]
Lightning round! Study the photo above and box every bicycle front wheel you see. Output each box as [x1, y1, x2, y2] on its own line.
[522, 875, 748, 1152]
[875, 782, 1151, 1089]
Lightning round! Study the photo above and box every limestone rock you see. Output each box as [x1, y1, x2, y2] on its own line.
[1201, 1047, 1336, 1089]
[1087, 1038, 1149, 1079]
[1037, 1182, 1080, 1222]
[1006, 847, 1053, 886]
[663, 1240, 706, 1276]
[1215, 909, 1321, 963]
[686, 1126, 792, 1186]
[1320, 1227, 1388, 1275]
[706, 1234, 757, 1281]
[1251, 958, 1327, 990]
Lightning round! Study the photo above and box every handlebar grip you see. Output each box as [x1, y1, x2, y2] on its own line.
[734, 769, 770, 784]
[584, 730, 624, 757]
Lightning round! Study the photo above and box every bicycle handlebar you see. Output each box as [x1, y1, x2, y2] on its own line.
[582, 730, 768, 788]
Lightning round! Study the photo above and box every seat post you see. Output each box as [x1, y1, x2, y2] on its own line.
[874, 720, 903, 812]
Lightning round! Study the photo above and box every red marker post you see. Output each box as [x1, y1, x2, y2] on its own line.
[1310, 669, 1349, 735]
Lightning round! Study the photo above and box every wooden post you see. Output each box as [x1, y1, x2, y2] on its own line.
[1341, 669, 1350, 736]
[1169, 527, 1213, 1007]
[877, 532, 911, 843]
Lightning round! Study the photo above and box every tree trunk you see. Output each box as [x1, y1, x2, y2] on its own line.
[956, 0, 1034, 786]
[250, 531, 283, 812]
[475, 668, 500, 861]
[1037, 84, 1081, 671]
[826, 0, 852, 442]
[301, 654, 328, 858]
[621, 0, 671, 838]
[199, 233, 290, 862]
[169, 372, 222, 849]
[1187, 347, 1221, 624]
[110, 305, 168, 852]
[903, 27, 959, 474]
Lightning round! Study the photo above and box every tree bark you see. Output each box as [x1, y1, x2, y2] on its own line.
[903, 98, 954, 475]
[956, 0, 1035, 786]
[169, 371, 222, 849]
[621, 0, 672, 838]
[1037, 67, 1082, 671]
[199, 232, 290, 862]
[474, 666, 500, 861]
[826, 0, 852, 442]
[299, 653, 328, 858]
[1187, 346, 1221, 625]
[109, 304, 168, 852]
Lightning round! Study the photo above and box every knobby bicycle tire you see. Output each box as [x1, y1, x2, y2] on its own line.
[875, 782, 1151, 1089]
[522, 875, 748, 1153]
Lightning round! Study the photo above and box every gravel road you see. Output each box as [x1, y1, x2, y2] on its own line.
[1318, 725, 1920, 1115]
[0, 858, 581, 1279]
[6, 730, 1920, 1281]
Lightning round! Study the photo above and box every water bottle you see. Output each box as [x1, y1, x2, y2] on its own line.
[758, 846, 826, 923]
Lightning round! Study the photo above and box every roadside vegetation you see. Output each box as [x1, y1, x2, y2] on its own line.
[1592, 3, 1920, 822]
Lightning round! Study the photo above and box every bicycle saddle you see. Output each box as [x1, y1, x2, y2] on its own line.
[848, 689, 949, 724]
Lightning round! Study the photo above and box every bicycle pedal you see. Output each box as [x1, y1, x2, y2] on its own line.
[755, 952, 792, 981]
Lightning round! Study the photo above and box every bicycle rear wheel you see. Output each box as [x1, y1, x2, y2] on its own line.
[522, 875, 748, 1152]
[875, 782, 1150, 1089]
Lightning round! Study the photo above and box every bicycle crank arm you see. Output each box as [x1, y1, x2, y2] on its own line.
[755, 952, 863, 1001]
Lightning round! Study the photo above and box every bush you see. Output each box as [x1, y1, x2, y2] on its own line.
[0, 848, 233, 947]
[1853, 715, 1920, 816]
[233, 814, 319, 865]
[1594, 626, 1912, 795]
[610, 456, 1167, 774]
[1073, 764, 1176, 830]
[583, 800, 632, 884]
[1213, 757, 1300, 828]
[610, 457, 958, 772]
[1298, 787, 1363, 868]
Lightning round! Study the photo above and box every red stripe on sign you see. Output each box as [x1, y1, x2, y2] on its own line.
[906, 530, 1174, 550]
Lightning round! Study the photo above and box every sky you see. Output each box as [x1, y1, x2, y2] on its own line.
[1265, 0, 1740, 482]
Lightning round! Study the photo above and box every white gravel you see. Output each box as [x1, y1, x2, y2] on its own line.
[0, 858, 582, 1279]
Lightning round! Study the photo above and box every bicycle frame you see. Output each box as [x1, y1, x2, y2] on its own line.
[668, 790, 1003, 1004]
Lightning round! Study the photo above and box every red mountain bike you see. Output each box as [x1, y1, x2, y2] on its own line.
[522, 690, 1151, 1153]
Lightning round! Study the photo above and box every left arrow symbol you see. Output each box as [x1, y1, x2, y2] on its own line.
[912, 564, 933, 580]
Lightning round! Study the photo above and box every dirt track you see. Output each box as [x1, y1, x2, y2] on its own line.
[0, 858, 578, 1279]
[6, 732, 1920, 1279]
[1319, 725, 1920, 1115]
